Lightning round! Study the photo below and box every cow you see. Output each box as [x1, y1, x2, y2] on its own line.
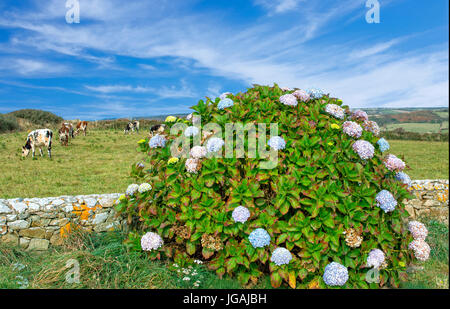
[124, 120, 140, 134]
[22, 129, 53, 158]
[58, 125, 70, 146]
[74, 121, 88, 136]
[150, 124, 165, 137]
[63, 122, 75, 139]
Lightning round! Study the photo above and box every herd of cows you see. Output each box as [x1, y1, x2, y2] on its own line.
[21, 120, 166, 159]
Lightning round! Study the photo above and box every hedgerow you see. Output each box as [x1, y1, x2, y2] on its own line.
[116, 84, 426, 289]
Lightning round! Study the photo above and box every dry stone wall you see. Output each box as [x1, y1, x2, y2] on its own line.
[404, 179, 449, 224]
[0, 179, 448, 251]
[0, 193, 126, 251]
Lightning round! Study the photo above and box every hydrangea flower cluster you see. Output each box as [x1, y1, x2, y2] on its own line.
[375, 190, 397, 213]
[292, 89, 310, 101]
[141, 232, 164, 251]
[342, 121, 363, 138]
[395, 172, 412, 187]
[330, 123, 340, 130]
[270, 248, 292, 266]
[307, 88, 324, 99]
[280, 87, 292, 91]
[408, 221, 428, 240]
[126, 184, 139, 196]
[219, 92, 232, 100]
[168, 157, 179, 165]
[206, 137, 225, 153]
[136, 162, 145, 169]
[165, 116, 177, 122]
[190, 146, 207, 159]
[218, 98, 234, 109]
[323, 262, 349, 286]
[186, 113, 193, 121]
[384, 154, 406, 172]
[138, 183, 152, 193]
[149, 134, 166, 148]
[377, 138, 390, 152]
[351, 110, 369, 122]
[232, 206, 251, 223]
[352, 140, 375, 160]
[408, 239, 431, 261]
[185, 126, 200, 137]
[325, 104, 345, 119]
[185, 158, 201, 173]
[366, 249, 385, 269]
[248, 228, 271, 248]
[279, 94, 298, 106]
[363, 120, 380, 136]
[268, 136, 286, 150]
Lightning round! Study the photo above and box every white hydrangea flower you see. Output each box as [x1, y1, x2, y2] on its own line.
[185, 126, 200, 137]
[185, 158, 201, 173]
[141, 232, 163, 251]
[138, 183, 152, 193]
[126, 184, 139, 196]
[232, 206, 250, 223]
[190, 146, 207, 159]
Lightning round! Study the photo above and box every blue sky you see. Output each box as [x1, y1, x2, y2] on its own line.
[0, 0, 448, 120]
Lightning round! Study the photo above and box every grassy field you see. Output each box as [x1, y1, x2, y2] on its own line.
[0, 130, 448, 198]
[386, 122, 449, 134]
[389, 140, 449, 179]
[0, 130, 149, 198]
[0, 217, 447, 289]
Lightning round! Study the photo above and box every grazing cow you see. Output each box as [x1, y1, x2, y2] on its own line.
[150, 124, 165, 137]
[22, 129, 53, 158]
[58, 125, 70, 146]
[75, 121, 88, 136]
[63, 122, 75, 138]
[124, 120, 140, 134]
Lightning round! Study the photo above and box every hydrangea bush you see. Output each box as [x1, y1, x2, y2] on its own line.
[116, 84, 420, 289]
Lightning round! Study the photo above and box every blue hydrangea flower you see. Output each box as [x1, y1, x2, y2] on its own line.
[270, 248, 292, 266]
[307, 88, 324, 99]
[267, 136, 286, 150]
[323, 262, 349, 286]
[218, 98, 234, 110]
[232, 206, 250, 223]
[206, 137, 225, 153]
[248, 228, 271, 248]
[126, 184, 139, 196]
[377, 138, 390, 152]
[375, 190, 397, 213]
[395, 172, 412, 187]
[184, 126, 199, 137]
[149, 134, 166, 148]
[366, 249, 385, 269]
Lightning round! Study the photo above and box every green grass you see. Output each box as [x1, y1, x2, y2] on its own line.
[0, 131, 448, 198]
[0, 130, 149, 198]
[386, 122, 448, 134]
[0, 230, 272, 289]
[1, 220, 447, 289]
[400, 218, 449, 289]
[389, 140, 449, 179]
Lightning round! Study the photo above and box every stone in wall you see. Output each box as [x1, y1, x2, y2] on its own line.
[0, 193, 126, 251]
[403, 179, 449, 224]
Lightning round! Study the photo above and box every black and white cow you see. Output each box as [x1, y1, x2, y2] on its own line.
[22, 129, 53, 158]
[124, 120, 140, 134]
[150, 124, 165, 137]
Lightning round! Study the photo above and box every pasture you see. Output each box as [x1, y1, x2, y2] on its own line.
[0, 129, 448, 198]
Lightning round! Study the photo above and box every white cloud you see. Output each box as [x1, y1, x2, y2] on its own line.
[254, 0, 304, 14]
[0, 0, 447, 110]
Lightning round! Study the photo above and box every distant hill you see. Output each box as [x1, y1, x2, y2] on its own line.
[0, 109, 64, 133]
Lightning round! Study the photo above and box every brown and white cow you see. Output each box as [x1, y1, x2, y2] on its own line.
[74, 121, 88, 136]
[58, 125, 70, 146]
[63, 122, 75, 138]
[22, 129, 53, 158]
